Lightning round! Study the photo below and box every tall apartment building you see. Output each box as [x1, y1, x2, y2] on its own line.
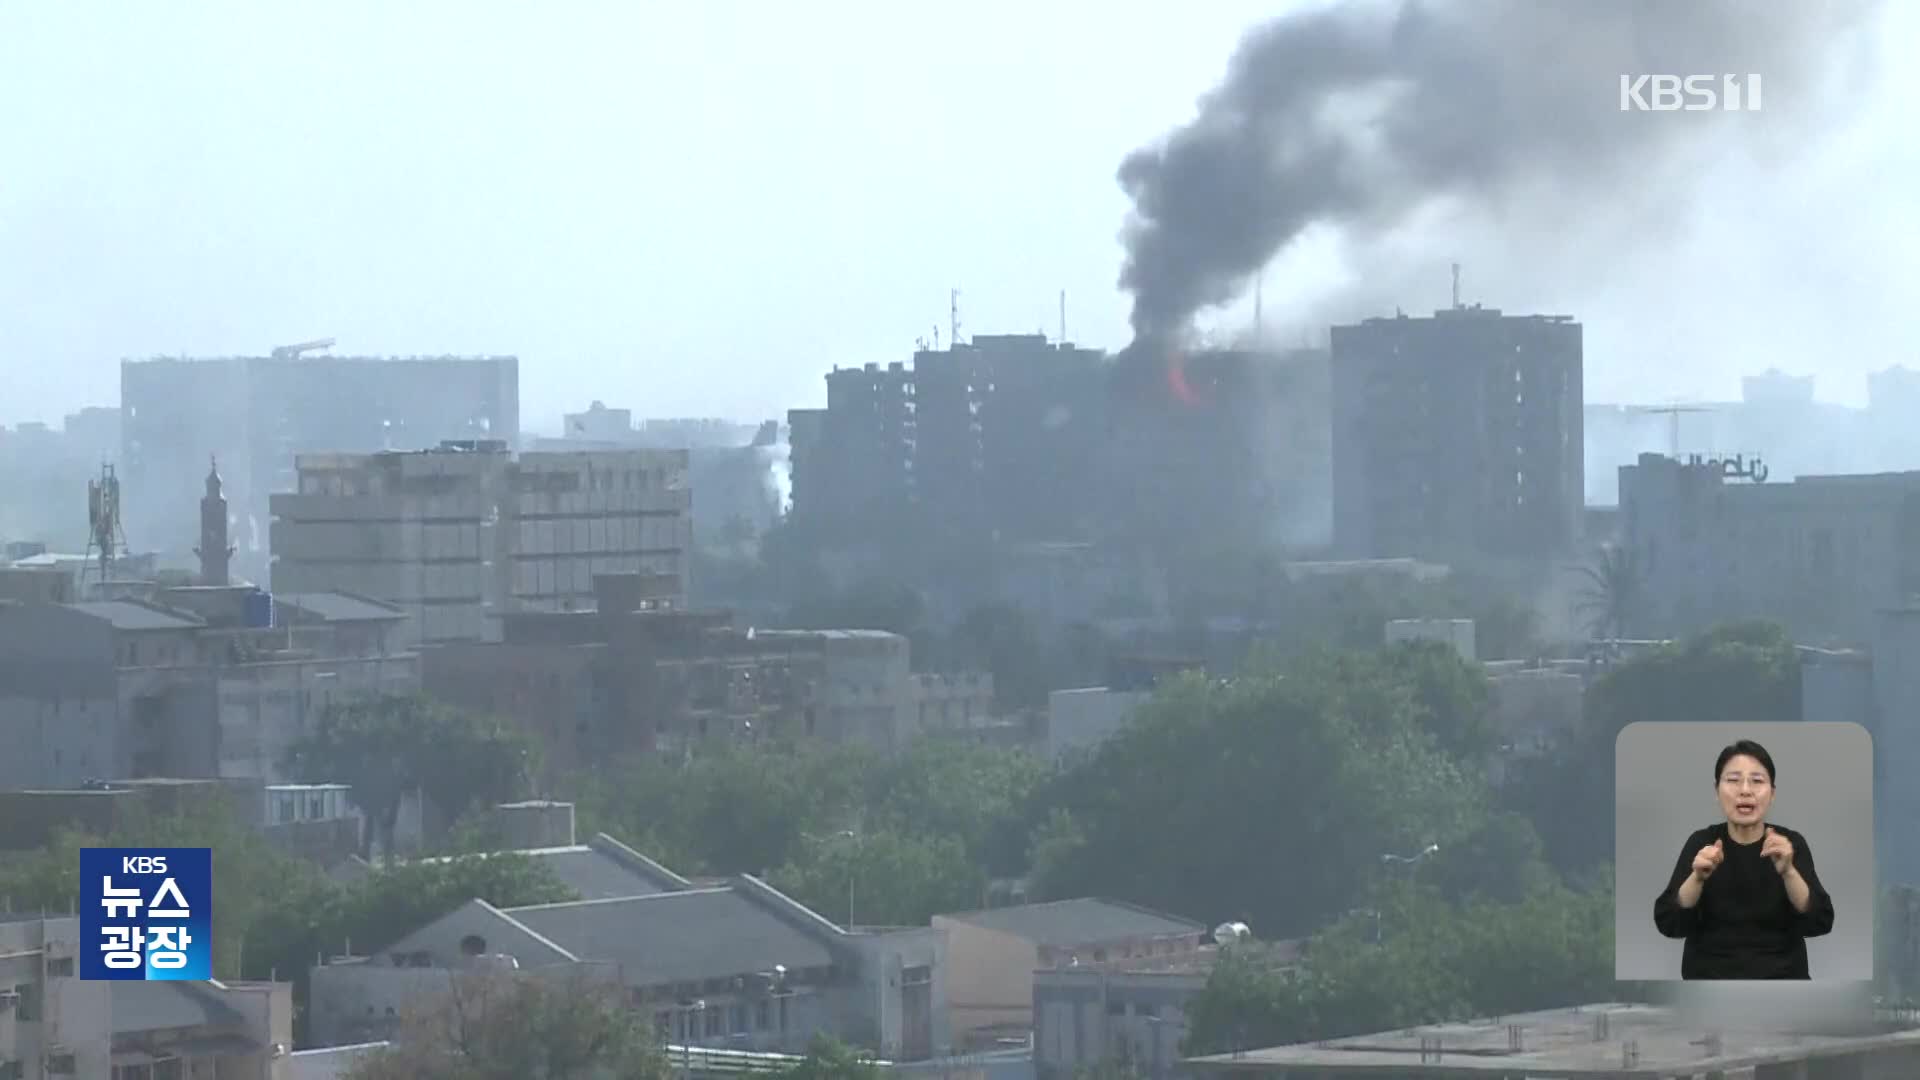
[812, 362, 916, 539]
[1330, 306, 1583, 564]
[1106, 346, 1331, 554]
[914, 334, 1108, 543]
[121, 353, 518, 578]
[269, 442, 691, 644]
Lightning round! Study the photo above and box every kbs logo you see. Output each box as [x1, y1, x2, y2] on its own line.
[80, 847, 213, 981]
[1619, 74, 1763, 112]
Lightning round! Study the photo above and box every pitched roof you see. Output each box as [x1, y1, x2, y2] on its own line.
[503, 887, 835, 983]
[939, 898, 1203, 948]
[521, 845, 677, 901]
[276, 591, 407, 623]
[111, 981, 240, 1035]
[67, 600, 202, 631]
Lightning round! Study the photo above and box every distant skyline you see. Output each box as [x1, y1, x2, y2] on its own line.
[3, 0, 1914, 431]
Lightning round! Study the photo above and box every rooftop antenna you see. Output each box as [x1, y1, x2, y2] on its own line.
[84, 463, 126, 594]
[1059, 289, 1067, 346]
[1451, 263, 1462, 310]
[950, 288, 963, 348]
[933, 326, 941, 351]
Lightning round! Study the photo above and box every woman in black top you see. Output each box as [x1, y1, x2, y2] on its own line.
[1653, 739, 1835, 979]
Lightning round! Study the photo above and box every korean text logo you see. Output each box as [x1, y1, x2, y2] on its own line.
[80, 848, 213, 981]
[1619, 74, 1762, 112]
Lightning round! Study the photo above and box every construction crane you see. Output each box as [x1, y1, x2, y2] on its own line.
[1636, 404, 1713, 457]
[270, 338, 335, 361]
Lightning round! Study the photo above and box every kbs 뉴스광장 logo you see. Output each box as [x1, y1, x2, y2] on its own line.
[79, 848, 213, 981]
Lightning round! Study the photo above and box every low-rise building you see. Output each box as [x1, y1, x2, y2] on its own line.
[933, 899, 1205, 1054]
[1034, 939, 1301, 1080]
[308, 871, 946, 1061]
[1801, 608, 1920, 888]
[423, 573, 979, 777]
[0, 586, 416, 790]
[1185, 1001, 1920, 1078]
[0, 916, 110, 1080]
[1045, 688, 1150, 765]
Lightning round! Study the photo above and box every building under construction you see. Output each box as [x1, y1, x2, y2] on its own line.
[121, 344, 518, 578]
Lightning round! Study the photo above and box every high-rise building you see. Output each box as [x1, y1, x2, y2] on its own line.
[121, 353, 518, 579]
[913, 334, 1107, 544]
[269, 442, 689, 644]
[1330, 306, 1583, 564]
[790, 362, 917, 543]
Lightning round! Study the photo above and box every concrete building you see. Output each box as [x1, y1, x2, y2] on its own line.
[1045, 688, 1150, 765]
[1331, 306, 1583, 565]
[0, 916, 110, 1080]
[1801, 609, 1920, 887]
[1185, 1001, 1920, 1078]
[1619, 453, 1920, 645]
[0, 585, 416, 789]
[789, 363, 917, 545]
[110, 979, 293, 1078]
[269, 442, 690, 645]
[423, 574, 968, 775]
[1107, 347, 1331, 556]
[121, 352, 518, 580]
[932, 900, 1205, 1054]
[1034, 939, 1302, 1080]
[912, 335, 1108, 545]
[308, 870, 946, 1061]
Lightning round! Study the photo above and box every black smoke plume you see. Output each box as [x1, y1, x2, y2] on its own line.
[1116, 0, 1881, 347]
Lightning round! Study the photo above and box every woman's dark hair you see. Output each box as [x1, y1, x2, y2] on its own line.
[1714, 740, 1776, 785]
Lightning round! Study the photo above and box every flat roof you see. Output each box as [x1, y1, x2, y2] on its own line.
[1187, 1003, 1920, 1077]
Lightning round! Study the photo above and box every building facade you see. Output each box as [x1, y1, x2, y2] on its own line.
[0, 587, 417, 790]
[1619, 453, 1920, 645]
[121, 353, 518, 580]
[1331, 307, 1583, 565]
[0, 916, 110, 1080]
[270, 443, 690, 645]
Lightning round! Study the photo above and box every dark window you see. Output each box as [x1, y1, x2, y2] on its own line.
[46, 956, 74, 977]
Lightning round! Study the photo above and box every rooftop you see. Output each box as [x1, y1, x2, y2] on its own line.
[938, 898, 1203, 948]
[409, 835, 690, 901]
[67, 599, 203, 631]
[276, 591, 409, 624]
[111, 980, 242, 1035]
[1187, 1003, 1920, 1077]
[503, 887, 836, 983]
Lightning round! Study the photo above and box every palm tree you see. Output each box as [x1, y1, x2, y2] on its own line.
[1575, 542, 1645, 642]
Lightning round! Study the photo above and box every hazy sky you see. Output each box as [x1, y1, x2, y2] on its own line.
[2, 1, 1913, 432]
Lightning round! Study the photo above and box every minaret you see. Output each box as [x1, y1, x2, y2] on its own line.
[195, 457, 234, 587]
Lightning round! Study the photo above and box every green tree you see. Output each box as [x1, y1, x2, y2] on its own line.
[285, 694, 533, 859]
[346, 971, 668, 1080]
[769, 828, 981, 927]
[771, 1035, 883, 1080]
[1575, 541, 1646, 640]
[0, 791, 319, 980]
[1025, 651, 1488, 937]
[1503, 621, 1800, 874]
[1183, 878, 1615, 1053]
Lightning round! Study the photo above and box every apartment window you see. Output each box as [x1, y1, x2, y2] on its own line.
[1, 1061, 22, 1080]
[755, 999, 771, 1031]
[46, 956, 74, 977]
[705, 1008, 723, 1037]
[15, 983, 39, 1021]
[45, 1054, 75, 1075]
[730, 1004, 747, 1034]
